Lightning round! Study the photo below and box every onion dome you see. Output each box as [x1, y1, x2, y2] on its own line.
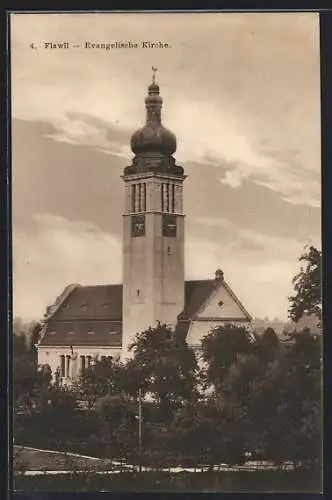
[130, 69, 177, 155]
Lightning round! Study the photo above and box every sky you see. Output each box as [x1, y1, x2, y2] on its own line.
[11, 12, 321, 321]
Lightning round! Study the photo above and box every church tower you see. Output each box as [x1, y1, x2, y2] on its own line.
[122, 70, 186, 358]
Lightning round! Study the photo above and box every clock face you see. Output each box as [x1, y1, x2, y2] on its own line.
[131, 215, 145, 237]
[162, 214, 177, 237]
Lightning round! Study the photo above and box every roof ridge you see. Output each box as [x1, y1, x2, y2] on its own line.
[79, 283, 122, 288]
[185, 279, 214, 283]
[222, 280, 252, 321]
[47, 319, 123, 323]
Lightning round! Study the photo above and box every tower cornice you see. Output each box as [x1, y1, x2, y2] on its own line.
[122, 212, 186, 217]
[121, 171, 187, 182]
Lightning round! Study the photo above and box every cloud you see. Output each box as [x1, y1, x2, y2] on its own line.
[12, 209, 320, 322]
[10, 13, 321, 321]
[216, 144, 320, 208]
[11, 12, 320, 209]
[185, 215, 321, 319]
[219, 166, 245, 189]
[13, 213, 122, 320]
[43, 112, 132, 158]
[185, 229, 305, 320]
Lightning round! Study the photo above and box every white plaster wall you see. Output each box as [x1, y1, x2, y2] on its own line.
[186, 320, 251, 348]
[38, 345, 121, 382]
[197, 285, 247, 319]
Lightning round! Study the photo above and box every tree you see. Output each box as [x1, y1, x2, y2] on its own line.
[257, 327, 280, 363]
[28, 322, 43, 363]
[288, 245, 321, 325]
[128, 324, 199, 421]
[168, 399, 225, 466]
[250, 329, 321, 468]
[13, 332, 28, 358]
[94, 394, 139, 459]
[280, 329, 321, 468]
[200, 324, 255, 393]
[75, 357, 126, 410]
[13, 358, 52, 414]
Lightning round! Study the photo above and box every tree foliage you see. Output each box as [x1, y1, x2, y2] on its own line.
[74, 357, 126, 410]
[14, 358, 52, 414]
[13, 318, 321, 470]
[288, 245, 322, 325]
[128, 324, 199, 420]
[199, 324, 321, 468]
[94, 394, 139, 459]
[13, 319, 51, 414]
[200, 324, 255, 393]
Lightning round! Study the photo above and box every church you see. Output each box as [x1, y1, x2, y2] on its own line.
[37, 71, 252, 381]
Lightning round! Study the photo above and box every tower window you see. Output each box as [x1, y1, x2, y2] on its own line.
[138, 183, 142, 212]
[143, 183, 146, 212]
[171, 184, 175, 213]
[166, 183, 170, 212]
[137, 288, 140, 297]
[131, 184, 136, 213]
[161, 183, 164, 212]
[167, 246, 171, 255]
[218, 301, 224, 307]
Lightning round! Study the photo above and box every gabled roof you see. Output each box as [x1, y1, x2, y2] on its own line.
[39, 320, 122, 347]
[38, 278, 251, 348]
[178, 279, 252, 322]
[53, 284, 123, 321]
[39, 283, 123, 347]
[178, 280, 217, 320]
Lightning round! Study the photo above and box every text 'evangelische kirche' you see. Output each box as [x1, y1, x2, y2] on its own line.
[37, 72, 252, 380]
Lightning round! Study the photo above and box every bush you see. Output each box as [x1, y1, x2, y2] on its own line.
[14, 469, 322, 492]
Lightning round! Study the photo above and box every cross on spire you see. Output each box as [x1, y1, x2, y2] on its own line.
[152, 66, 158, 84]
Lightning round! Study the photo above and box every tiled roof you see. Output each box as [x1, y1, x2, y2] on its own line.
[53, 284, 123, 321]
[39, 320, 122, 347]
[39, 284, 123, 347]
[39, 279, 249, 348]
[178, 280, 217, 320]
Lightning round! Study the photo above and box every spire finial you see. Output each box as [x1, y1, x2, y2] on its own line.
[152, 66, 158, 84]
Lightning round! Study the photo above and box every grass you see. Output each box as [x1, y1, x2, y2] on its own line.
[13, 445, 322, 493]
[13, 445, 114, 472]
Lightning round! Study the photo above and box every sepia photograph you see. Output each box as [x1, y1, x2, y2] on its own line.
[11, 11, 322, 492]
